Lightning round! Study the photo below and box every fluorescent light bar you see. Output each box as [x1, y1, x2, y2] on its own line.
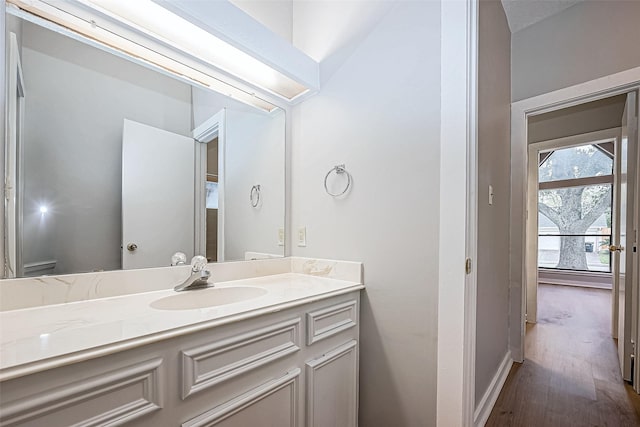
[84, 0, 308, 100]
[7, 0, 281, 112]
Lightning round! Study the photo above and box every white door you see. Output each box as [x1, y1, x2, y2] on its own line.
[122, 119, 195, 269]
[615, 92, 638, 381]
[4, 33, 25, 278]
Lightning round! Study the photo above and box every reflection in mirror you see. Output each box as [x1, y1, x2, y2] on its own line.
[3, 15, 285, 278]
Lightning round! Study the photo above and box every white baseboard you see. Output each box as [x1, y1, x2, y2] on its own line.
[473, 351, 513, 427]
[538, 279, 611, 290]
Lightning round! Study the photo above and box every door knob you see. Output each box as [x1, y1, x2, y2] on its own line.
[127, 243, 138, 252]
[609, 245, 625, 252]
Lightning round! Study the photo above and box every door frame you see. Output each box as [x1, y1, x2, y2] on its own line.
[436, 0, 478, 426]
[510, 67, 640, 374]
[526, 128, 619, 326]
[192, 109, 225, 261]
[4, 32, 25, 278]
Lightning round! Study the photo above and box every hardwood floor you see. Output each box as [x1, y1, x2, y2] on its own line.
[486, 284, 640, 427]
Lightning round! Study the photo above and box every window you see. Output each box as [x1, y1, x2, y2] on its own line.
[537, 144, 613, 272]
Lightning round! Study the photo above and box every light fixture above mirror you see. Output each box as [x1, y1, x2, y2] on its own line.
[6, 0, 320, 112]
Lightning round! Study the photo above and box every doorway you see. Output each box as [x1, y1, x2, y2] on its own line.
[526, 92, 638, 382]
[526, 100, 621, 315]
[510, 71, 640, 390]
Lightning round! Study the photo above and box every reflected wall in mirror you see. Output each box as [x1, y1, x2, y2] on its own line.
[3, 14, 285, 278]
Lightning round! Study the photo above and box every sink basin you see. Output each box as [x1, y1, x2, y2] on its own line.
[150, 287, 268, 310]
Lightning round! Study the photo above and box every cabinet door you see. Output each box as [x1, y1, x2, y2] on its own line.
[182, 369, 300, 427]
[305, 341, 358, 427]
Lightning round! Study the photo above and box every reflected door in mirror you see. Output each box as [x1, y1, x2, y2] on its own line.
[122, 119, 195, 269]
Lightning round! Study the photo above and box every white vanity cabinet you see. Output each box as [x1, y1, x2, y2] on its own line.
[0, 291, 360, 427]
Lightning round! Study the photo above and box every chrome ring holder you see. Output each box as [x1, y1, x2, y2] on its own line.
[250, 185, 261, 207]
[324, 164, 352, 197]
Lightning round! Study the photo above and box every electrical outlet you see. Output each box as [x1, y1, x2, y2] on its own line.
[297, 227, 307, 247]
[278, 228, 285, 246]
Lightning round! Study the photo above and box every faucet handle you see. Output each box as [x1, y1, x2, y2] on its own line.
[171, 252, 187, 266]
[190, 255, 208, 272]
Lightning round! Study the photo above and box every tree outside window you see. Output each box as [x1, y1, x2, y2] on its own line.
[538, 144, 613, 271]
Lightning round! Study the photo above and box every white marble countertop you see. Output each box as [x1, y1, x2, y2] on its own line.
[0, 272, 363, 381]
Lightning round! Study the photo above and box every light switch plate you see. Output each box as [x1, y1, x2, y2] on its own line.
[297, 227, 307, 247]
[278, 228, 285, 246]
[489, 185, 494, 205]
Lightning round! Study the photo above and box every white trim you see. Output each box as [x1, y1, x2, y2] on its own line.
[217, 111, 226, 262]
[510, 65, 640, 365]
[538, 269, 612, 289]
[634, 97, 640, 392]
[538, 175, 613, 191]
[526, 143, 539, 323]
[437, 0, 478, 425]
[473, 352, 512, 427]
[538, 279, 611, 290]
[464, 0, 479, 421]
[192, 112, 222, 143]
[4, 31, 25, 279]
[194, 140, 207, 257]
[23, 259, 57, 275]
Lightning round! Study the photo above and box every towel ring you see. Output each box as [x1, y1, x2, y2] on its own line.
[250, 185, 261, 207]
[324, 164, 352, 197]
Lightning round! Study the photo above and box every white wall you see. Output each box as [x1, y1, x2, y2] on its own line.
[229, 0, 292, 42]
[224, 109, 285, 260]
[475, 0, 511, 408]
[20, 21, 191, 274]
[192, 85, 258, 126]
[512, 0, 640, 101]
[290, 2, 441, 425]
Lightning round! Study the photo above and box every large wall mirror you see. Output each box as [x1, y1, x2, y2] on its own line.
[3, 13, 285, 278]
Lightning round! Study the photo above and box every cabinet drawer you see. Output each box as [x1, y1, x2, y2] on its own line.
[182, 318, 301, 399]
[306, 300, 357, 345]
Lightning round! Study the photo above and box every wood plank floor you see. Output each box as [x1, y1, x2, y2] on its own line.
[486, 284, 640, 427]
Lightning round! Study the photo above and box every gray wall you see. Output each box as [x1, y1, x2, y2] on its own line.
[290, 2, 441, 425]
[20, 21, 191, 274]
[476, 0, 511, 407]
[528, 94, 626, 143]
[512, 0, 640, 101]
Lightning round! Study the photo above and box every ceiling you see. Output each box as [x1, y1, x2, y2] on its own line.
[501, 0, 585, 33]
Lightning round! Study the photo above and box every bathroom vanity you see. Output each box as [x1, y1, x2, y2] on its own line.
[0, 258, 363, 427]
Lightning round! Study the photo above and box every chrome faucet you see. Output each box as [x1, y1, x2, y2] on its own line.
[174, 255, 213, 292]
